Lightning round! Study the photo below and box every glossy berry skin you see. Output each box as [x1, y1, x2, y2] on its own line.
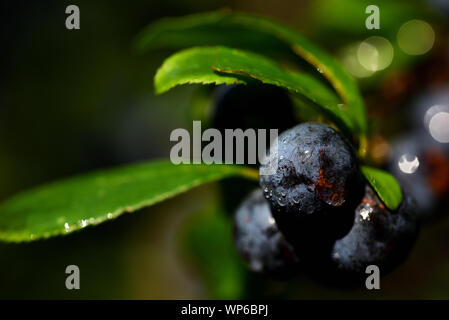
[233, 190, 300, 277]
[259, 123, 362, 247]
[212, 83, 297, 213]
[331, 185, 419, 280]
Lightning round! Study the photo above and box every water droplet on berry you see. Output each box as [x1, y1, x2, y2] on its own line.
[292, 192, 301, 204]
[359, 205, 373, 221]
[277, 197, 287, 207]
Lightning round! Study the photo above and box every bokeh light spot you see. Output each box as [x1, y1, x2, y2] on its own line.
[340, 43, 374, 78]
[398, 153, 420, 174]
[429, 112, 449, 143]
[357, 36, 394, 72]
[397, 20, 435, 55]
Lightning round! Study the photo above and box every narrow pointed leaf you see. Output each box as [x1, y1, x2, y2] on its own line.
[137, 10, 367, 135]
[155, 46, 353, 135]
[0, 160, 257, 242]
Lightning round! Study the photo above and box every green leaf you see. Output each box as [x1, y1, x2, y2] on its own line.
[137, 10, 367, 136]
[361, 166, 403, 211]
[155, 46, 353, 136]
[0, 160, 257, 242]
[189, 86, 216, 126]
[154, 47, 245, 94]
[135, 10, 293, 60]
[180, 206, 246, 299]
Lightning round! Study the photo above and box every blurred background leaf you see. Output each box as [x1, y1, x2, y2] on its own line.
[179, 202, 247, 299]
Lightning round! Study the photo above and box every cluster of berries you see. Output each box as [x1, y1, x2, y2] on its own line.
[234, 123, 419, 284]
[211, 84, 421, 285]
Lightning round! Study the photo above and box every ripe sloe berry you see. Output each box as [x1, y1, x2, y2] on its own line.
[233, 189, 301, 277]
[330, 184, 419, 281]
[260, 122, 363, 247]
[212, 83, 297, 213]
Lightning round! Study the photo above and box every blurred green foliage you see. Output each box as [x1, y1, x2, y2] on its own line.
[179, 204, 247, 299]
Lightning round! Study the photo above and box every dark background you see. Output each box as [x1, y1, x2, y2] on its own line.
[1, 0, 449, 299]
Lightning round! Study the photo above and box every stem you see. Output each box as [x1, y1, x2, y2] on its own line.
[358, 134, 368, 159]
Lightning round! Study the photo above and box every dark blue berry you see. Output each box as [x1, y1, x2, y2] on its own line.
[233, 190, 301, 277]
[212, 83, 297, 213]
[259, 122, 363, 246]
[330, 185, 419, 280]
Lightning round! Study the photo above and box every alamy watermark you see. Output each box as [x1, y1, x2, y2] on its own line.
[365, 5, 380, 30]
[169, 121, 278, 175]
[65, 265, 80, 290]
[65, 5, 80, 30]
